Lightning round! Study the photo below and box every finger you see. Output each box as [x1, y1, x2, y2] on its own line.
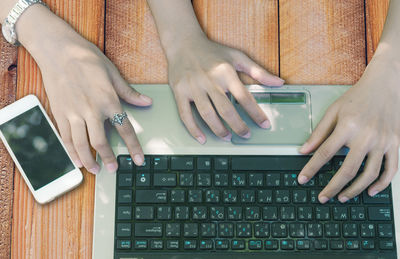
[57, 118, 82, 168]
[232, 51, 284, 86]
[338, 150, 384, 202]
[107, 106, 144, 166]
[319, 147, 367, 203]
[110, 69, 152, 107]
[299, 106, 338, 154]
[298, 128, 348, 185]
[368, 146, 399, 196]
[86, 118, 118, 173]
[220, 68, 270, 129]
[191, 79, 231, 140]
[173, 91, 206, 144]
[70, 118, 99, 174]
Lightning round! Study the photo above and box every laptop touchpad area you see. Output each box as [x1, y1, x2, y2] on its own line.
[231, 89, 312, 145]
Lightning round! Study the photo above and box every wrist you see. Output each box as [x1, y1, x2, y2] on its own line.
[162, 30, 207, 61]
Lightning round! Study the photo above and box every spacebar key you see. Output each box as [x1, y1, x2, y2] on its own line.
[135, 190, 167, 203]
[135, 223, 163, 237]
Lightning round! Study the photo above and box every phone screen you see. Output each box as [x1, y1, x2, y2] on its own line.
[0, 106, 74, 190]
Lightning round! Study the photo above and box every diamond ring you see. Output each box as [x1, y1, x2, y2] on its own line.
[109, 112, 128, 126]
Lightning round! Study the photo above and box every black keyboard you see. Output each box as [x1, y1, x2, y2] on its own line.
[114, 155, 396, 259]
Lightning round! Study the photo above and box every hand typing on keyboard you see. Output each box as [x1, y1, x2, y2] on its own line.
[147, 0, 284, 144]
[298, 63, 400, 204]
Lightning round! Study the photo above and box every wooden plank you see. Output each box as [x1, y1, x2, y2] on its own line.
[193, 0, 280, 83]
[105, 0, 168, 83]
[365, 0, 390, 63]
[11, 0, 104, 258]
[279, 0, 366, 84]
[0, 38, 17, 259]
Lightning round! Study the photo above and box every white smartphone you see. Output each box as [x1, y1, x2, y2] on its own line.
[0, 95, 83, 204]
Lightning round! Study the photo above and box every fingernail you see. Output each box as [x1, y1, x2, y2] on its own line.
[241, 131, 251, 139]
[133, 154, 144, 166]
[319, 196, 329, 204]
[88, 166, 100, 175]
[298, 175, 309, 184]
[74, 159, 83, 168]
[299, 142, 309, 153]
[339, 196, 349, 203]
[140, 94, 152, 104]
[259, 120, 271, 129]
[370, 190, 378, 197]
[196, 135, 206, 144]
[106, 162, 118, 172]
[222, 133, 232, 142]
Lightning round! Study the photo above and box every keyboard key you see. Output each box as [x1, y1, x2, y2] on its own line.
[135, 172, 150, 187]
[199, 240, 213, 250]
[314, 239, 328, 250]
[227, 207, 242, 220]
[361, 223, 375, 237]
[237, 223, 252, 237]
[166, 223, 180, 237]
[197, 157, 211, 170]
[118, 156, 133, 171]
[258, 190, 273, 203]
[271, 223, 287, 237]
[379, 240, 394, 250]
[333, 207, 348, 220]
[156, 206, 172, 220]
[361, 239, 375, 250]
[183, 223, 198, 237]
[264, 239, 278, 250]
[153, 156, 167, 170]
[310, 190, 320, 203]
[179, 173, 194, 187]
[200, 223, 216, 237]
[368, 207, 392, 221]
[183, 240, 197, 250]
[298, 207, 313, 220]
[280, 239, 294, 250]
[118, 173, 133, 187]
[316, 206, 330, 220]
[319, 173, 332, 186]
[254, 222, 269, 237]
[296, 239, 310, 250]
[154, 173, 176, 187]
[116, 240, 131, 249]
[215, 157, 228, 170]
[135, 223, 162, 237]
[343, 223, 358, 237]
[232, 173, 246, 186]
[378, 224, 393, 237]
[205, 190, 220, 203]
[350, 206, 366, 220]
[134, 240, 147, 249]
[171, 190, 185, 203]
[231, 240, 245, 250]
[283, 173, 298, 186]
[245, 206, 260, 220]
[263, 207, 278, 220]
[281, 206, 295, 220]
[363, 187, 390, 204]
[266, 173, 280, 187]
[171, 157, 193, 170]
[214, 173, 228, 186]
[188, 190, 203, 203]
[249, 173, 263, 186]
[325, 223, 340, 237]
[193, 206, 207, 220]
[289, 223, 305, 237]
[116, 223, 131, 237]
[293, 190, 307, 203]
[223, 190, 238, 203]
[150, 240, 163, 250]
[249, 240, 262, 250]
[307, 223, 323, 237]
[175, 206, 189, 220]
[345, 240, 360, 250]
[241, 190, 255, 203]
[166, 240, 179, 250]
[197, 173, 211, 187]
[210, 207, 225, 220]
[118, 190, 132, 203]
[135, 206, 154, 220]
[218, 223, 234, 237]
[330, 240, 344, 250]
[117, 206, 132, 220]
[135, 190, 167, 204]
[215, 239, 229, 250]
[275, 190, 290, 203]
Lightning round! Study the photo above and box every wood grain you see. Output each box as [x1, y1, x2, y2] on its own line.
[279, 0, 366, 84]
[365, 0, 390, 63]
[10, 1, 104, 258]
[105, 0, 168, 83]
[0, 38, 17, 259]
[193, 0, 279, 83]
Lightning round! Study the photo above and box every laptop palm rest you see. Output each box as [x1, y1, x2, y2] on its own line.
[231, 90, 312, 145]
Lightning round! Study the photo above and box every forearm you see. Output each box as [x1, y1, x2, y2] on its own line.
[146, 0, 206, 59]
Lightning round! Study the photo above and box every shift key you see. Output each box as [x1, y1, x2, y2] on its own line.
[368, 207, 392, 221]
[136, 190, 167, 203]
[135, 223, 163, 237]
[154, 173, 176, 187]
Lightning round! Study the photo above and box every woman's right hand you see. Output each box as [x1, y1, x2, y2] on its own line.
[17, 5, 152, 174]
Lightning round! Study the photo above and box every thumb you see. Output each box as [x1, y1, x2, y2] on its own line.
[233, 52, 284, 86]
[111, 71, 152, 107]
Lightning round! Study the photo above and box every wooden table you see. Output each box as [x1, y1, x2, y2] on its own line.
[0, 0, 390, 258]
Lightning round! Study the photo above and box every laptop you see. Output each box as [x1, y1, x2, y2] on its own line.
[92, 84, 399, 259]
